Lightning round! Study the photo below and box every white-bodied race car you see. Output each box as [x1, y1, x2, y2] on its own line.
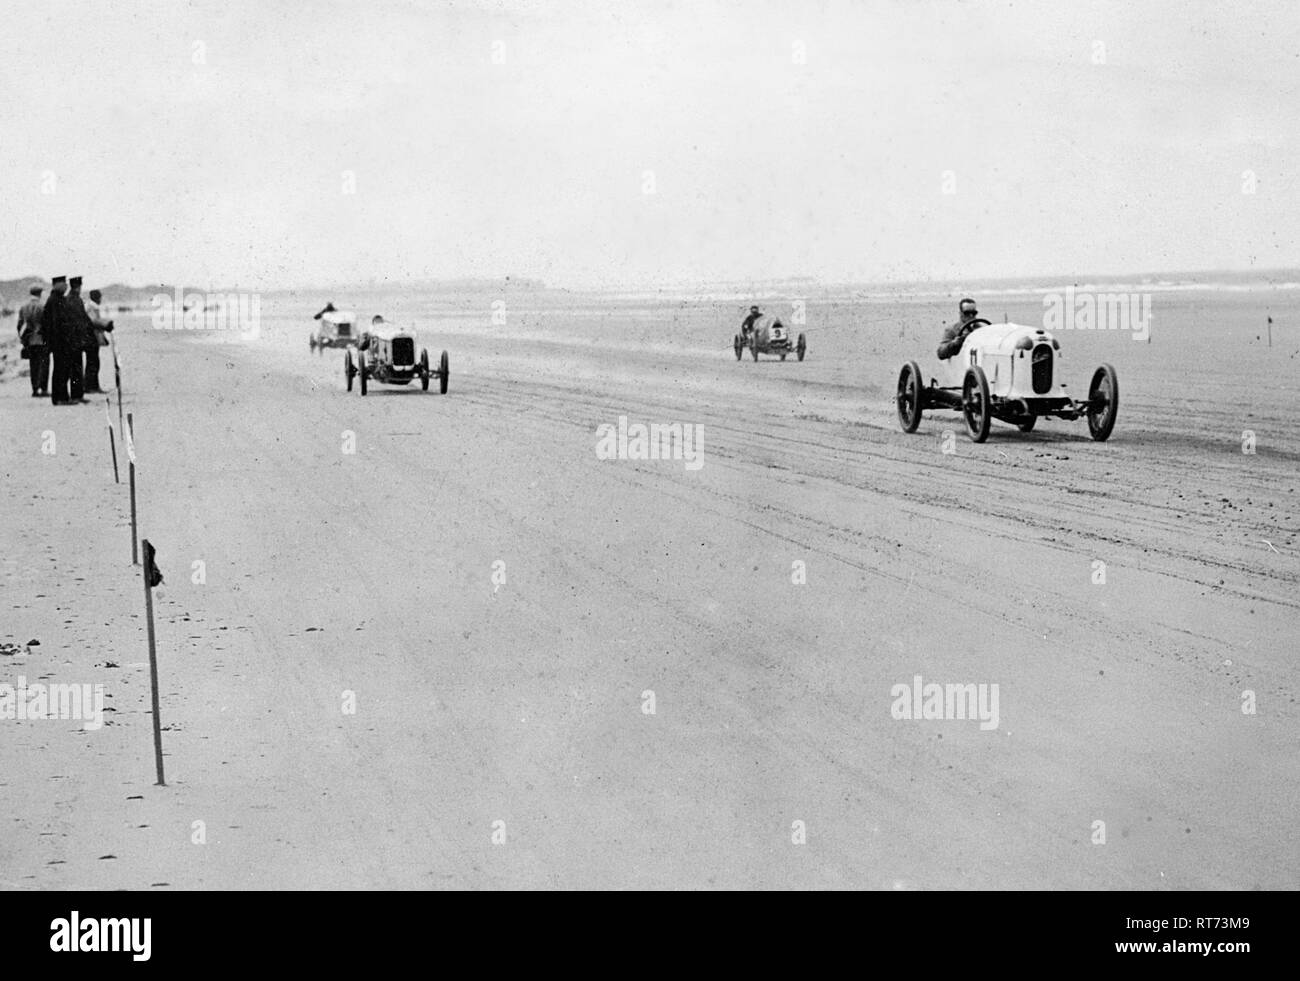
[735, 315, 806, 362]
[344, 319, 448, 396]
[895, 320, 1118, 442]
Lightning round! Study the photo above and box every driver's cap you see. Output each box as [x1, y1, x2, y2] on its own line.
[959, 297, 977, 314]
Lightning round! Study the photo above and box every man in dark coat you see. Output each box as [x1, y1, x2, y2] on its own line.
[64, 275, 93, 402]
[16, 285, 48, 397]
[43, 276, 73, 404]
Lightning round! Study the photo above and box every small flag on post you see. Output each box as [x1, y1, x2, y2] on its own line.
[143, 539, 165, 588]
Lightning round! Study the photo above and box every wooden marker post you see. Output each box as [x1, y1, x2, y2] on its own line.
[113, 338, 123, 433]
[141, 539, 166, 786]
[126, 412, 138, 565]
[106, 399, 119, 484]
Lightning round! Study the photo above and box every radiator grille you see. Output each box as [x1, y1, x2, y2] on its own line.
[1031, 345, 1053, 394]
[391, 337, 415, 365]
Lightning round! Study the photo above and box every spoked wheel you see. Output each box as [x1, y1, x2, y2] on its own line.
[420, 349, 430, 391]
[896, 360, 924, 433]
[358, 351, 367, 396]
[1086, 363, 1119, 441]
[733, 335, 744, 360]
[344, 350, 355, 391]
[750, 334, 759, 361]
[1017, 415, 1037, 433]
[796, 333, 806, 362]
[310, 336, 317, 353]
[439, 350, 449, 394]
[962, 365, 991, 443]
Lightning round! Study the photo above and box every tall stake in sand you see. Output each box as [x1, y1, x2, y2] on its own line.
[141, 539, 166, 787]
[127, 412, 138, 566]
[106, 398, 119, 484]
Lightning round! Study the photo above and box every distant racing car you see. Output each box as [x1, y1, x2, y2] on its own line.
[344, 319, 448, 396]
[895, 320, 1117, 442]
[735, 314, 806, 362]
[310, 303, 358, 351]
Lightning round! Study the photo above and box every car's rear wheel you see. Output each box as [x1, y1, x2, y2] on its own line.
[1017, 415, 1037, 433]
[897, 361, 923, 433]
[733, 335, 743, 360]
[796, 333, 806, 361]
[344, 350, 354, 391]
[1087, 363, 1118, 441]
[358, 351, 367, 396]
[962, 365, 991, 443]
[420, 349, 430, 391]
[439, 350, 449, 394]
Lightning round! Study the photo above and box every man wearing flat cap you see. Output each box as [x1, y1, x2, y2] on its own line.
[16, 285, 49, 397]
[44, 276, 74, 404]
[64, 276, 93, 402]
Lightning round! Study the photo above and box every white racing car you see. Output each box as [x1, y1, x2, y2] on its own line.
[735, 315, 806, 362]
[344, 319, 448, 396]
[895, 320, 1118, 442]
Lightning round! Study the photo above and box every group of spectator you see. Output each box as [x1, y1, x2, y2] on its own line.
[15, 276, 115, 404]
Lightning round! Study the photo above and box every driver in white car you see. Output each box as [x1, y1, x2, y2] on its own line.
[936, 297, 981, 360]
[358, 315, 386, 351]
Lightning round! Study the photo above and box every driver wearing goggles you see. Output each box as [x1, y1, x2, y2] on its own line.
[937, 297, 982, 360]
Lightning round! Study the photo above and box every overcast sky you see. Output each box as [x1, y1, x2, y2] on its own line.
[2, 0, 1297, 289]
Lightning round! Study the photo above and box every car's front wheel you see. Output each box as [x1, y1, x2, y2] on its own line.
[420, 349, 430, 391]
[897, 361, 923, 433]
[439, 350, 449, 394]
[358, 351, 367, 396]
[344, 350, 355, 391]
[796, 333, 806, 362]
[962, 365, 991, 443]
[1087, 363, 1118, 441]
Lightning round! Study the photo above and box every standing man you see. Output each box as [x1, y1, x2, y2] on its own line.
[83, 289, 114, 393]
[65, 276, 92, 402]
[44, 276, 72, 404]
[16, 285, 48, 397]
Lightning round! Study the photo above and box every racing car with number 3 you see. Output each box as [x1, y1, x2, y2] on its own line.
[734, 314, 806, 362]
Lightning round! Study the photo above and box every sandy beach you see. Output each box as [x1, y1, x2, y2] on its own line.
[1, 289, 1296, 889]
